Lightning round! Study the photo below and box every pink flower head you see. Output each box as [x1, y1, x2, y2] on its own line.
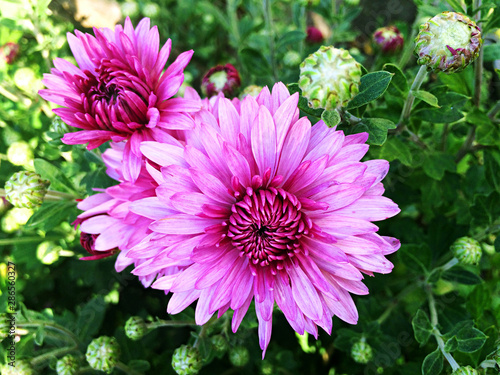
[39, 17, 201, 182]
[128, 83, 400, 356]
[0, 42, 20, 64]
[306, 26, 324, 44]
[201, 63, 241, 98]
[373, 26, 404, 54]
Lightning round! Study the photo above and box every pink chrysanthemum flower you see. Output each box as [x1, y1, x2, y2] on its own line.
[39, 17, 201, 181]
[128, 83, 400, 356]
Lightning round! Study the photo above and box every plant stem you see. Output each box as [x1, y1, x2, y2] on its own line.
[455, 126, 476, 163]
[398, 65, 427, 127]
[0, 236, 61, 245]
[376, 283, 419, 325]
[487, 100, 500, 120]
[263, 0, 278, 81]
[18, 321, 80, 347]
[473, 0, 483, 108]
[147, 320, 197, 329]
[30, 345, 77, 366]
[194, 323, 210, 349]
[426, 286, 460, 372]
[44, 190, 79, 201]
[115, 361, 143, 375]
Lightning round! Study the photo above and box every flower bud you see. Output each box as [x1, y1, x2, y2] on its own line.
[415, 12, 482, 73]
[299, 46, 362, 110]
[85, 336, 121, 374]
[1, 208, 33, 233]
[451, 366, 479, 375]
[451, 237, 482, 265]
[1, 360, 35, 375]
[142, 2, 160, 18]
[5, 171, 50, 209]
[351, 338, 373, 364]
[124, 316, 148, 341]
[373, 26, 404, 54]
[210, 334, 229, 355]
[201, 64, 241, 98]
[171, 345, 202, 375]
[50, 117, 71, 138]
[0, 42, 20, 64]
[79, 231, 119, 260]
[7, 141, 34, 167]
[239, 85, 262, 99]
[120, 1, 139, 18]
[229, 346, 249, 367]
[306, 26, 324, 44]
[283, 51, 302, 67]
[56, 354, 79, 375]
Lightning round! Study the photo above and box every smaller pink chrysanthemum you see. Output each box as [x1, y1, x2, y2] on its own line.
[39, 17, 201, 182]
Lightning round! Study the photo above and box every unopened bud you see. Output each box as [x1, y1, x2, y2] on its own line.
[283, 51, 302, 67]
[5, 171, 50, 209]
[239, 85, 262, 99]
[1, 360, 35, 375]
[124, 316, 148, 341]
[86, 336, 121, 374]
[351, 338, 373, 364]
[201, 64, 241, 98]
[7, 141, 34, 167]
[172, 345, 202, 375]
[415, 12, 482, 73]
[299, 46, 361, 110]
[306, 26, 324, 44]
[56, 354, 79, 375]
[0, 42, 20, 64]
[0, 313, 10, 341]
[451, 366, 479, 375]
[50, 117, 71, 137]
[142, 2, 160, 18]
[229, 346, 249, 367]
[373, 26, 404, 54]
[451, 237, 482, 265]
[211, 334, 229, 355]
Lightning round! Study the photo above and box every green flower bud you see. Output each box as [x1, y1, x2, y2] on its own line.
[7, 141, 34, 167]
[451, 237, 482, 265]
[451, 366, 479, 375]
[56, 355, 79, 375]
[124, 316, 148, 341]
[351, 338, 373, 364]
[1, 360, 35, 375]
[239, 85, 263, 99]
[5, 171, 50, 209]
[50, 117, 71, 137]
[0, 313, 10, 341]
[171, 345, 202, 375]
[1, 208, 34, 233]
[415, 12, 482, 73]
[229, 346, 249, 367]
[85, 336, 121, 374]
[283, 51, 302, 67]
[210, 334, 229, 355]
[142, 2, 160, 18]
[121, 1, 139, 18]
[299, 46, 361, 110]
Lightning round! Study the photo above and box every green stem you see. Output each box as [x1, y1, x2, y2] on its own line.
[263, 0, 278, 81]
[18, 321, 79, 347]
[426, 286, 460, 372]
[376, 283, 420, 325]
[487, 100, 500, 120]
[147, 320, 197, 329]
[440, 123, 449, 151]
[194, 323, 210, 349]
[30, 345, 77, 366]
[44, 190, 79, 201]
[473, 0, 483, 108]
[440, 258, 459, 273]
[455, 126, 476, 163]
[0, 236, 61, 245]
[398, 65, 427, 127]
[227, 0, 241, 48]
[115, 361, 143, 375]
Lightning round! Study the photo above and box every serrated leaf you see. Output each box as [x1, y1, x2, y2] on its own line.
[34, 159, 77, 194]
[378, 137, 413, 166]
[347, 71, 393, 109]
[361, 118, 396, 145]
[422, 153, 456, 180]
[422, 348, 443, 375]
[239, 48, 271, 76]
[414, 90, 440, 108]
[277, 30, 306, 51]
[441, 267, 482, 285]
[76, 296, 106, 341]
[321, 109, 341, 128]
[383, 63, 408, 96]
[412, 309, 433, 345]
[413, 107, 464, 123]
[24, 201, 76, 232]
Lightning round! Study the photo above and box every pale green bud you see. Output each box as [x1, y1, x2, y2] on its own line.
[56, 355, 79, 375]
[50, 117, 70, 137]
[452, 366, 479, 375]
[451, 237, 482, 265]
[229, 346, 249, 367]
[299, 46, 361, 110]
[172, 345, 202, 375]
[0, 313, 10, 341]
[124, 316, 148, 341]
[7, 141, 34, 167]
[1, 360, 35, 375]
[239, 85, 263, 99]
[351, 338, 373, 364]
[415, 12, 482, 73]
[121, 1, 139, 18]
[283, 51, 302, 67]
[1, 208, 34, 233]
[5, 171, 50, 209]
[142, 2, 160, 18]
[210, 334, 228, 355]
[85, 336, 121, 374]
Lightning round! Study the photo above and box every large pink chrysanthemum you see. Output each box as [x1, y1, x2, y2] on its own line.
[127, 83, 401, 356]
[39, 17, 200, 181]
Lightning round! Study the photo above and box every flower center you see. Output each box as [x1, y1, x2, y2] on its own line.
[227, 187, 312, 271]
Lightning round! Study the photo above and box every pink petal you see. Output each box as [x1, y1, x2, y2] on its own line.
[251, 105, 277, 177]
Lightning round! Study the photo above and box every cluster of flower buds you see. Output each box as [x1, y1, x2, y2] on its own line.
[85, 336, 121, 374]
[373, 26, 404, 54]
[451, 366, 479, 375]
[201, 63, 241, 98]
[299, 46, 361, 110]
[4, 171, 50, 209]
[351, 338, 373, 364]
[172, 345, 203, 375]
[415, 11, 482, 73]
[0, 42, 19, 64]
[450, 237, 482, 265]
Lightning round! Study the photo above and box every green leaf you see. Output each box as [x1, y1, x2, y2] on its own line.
[347, 71, 393, 110]
[277, 30, 306, 51]
[321, 109, 341, 128]
[239, 48, 272, 76]
[76, 296, 106, 341]
[413, 90, 440, 108]
[484, 150, 500, 192]
[412, 309, 433, 345]
[471, 192, 500, 227]
[24, 201, 76, 232]
[445, 0, 465, 13]
[413, 107, 463, 123]
[34, 325, 45, 346]
[378, 137, 412, 166]
[383, 63, 408, 96]
[443, 321, 487, 353]
[422, 348, 443, 375]
[360, 118, 396, 145]
[466, 108, 493, 127]
[422, 153, 456, 180]
[398, 244, 432, 273]
[441, 266, 482, 285]
[466, 284, 491, 319]
[128, 360, 151, 372]
[476, 120, 500, 146]
[444, 337, 458, 352]
[34, 159, 77, 194]
[483, 44, 500, 62]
